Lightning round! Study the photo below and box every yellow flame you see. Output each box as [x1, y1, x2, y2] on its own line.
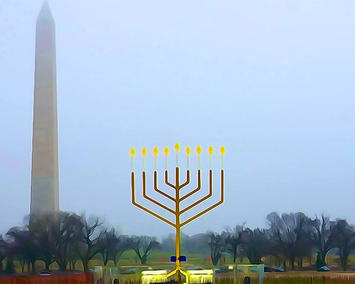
[220, 146, 226, 155]
[153, 147, 159, 156]
[130, 147, 136, 157]
[196, 145, 202, 155]
[141, 147, 147, 157]
[208, 145, 214, 155]
[185, 146, 191, 155]
[174, 143, 180, 152]
[164, 146, 169, 156]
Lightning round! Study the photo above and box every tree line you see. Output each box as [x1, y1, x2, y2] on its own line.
[0, 212, 159, 274]
[0, 211, 354, 274]
[187, 212, 354, 271]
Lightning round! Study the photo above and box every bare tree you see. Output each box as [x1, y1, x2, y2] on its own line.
[267, 212, 313, 270]
[24, 212, 83, 272]
[98, 229, 131, 266]
[6, 227, 40, 273]
[68, 249, 80, 271]
[51, 212, 83, 271]
[28, 214, 56, 270]
[333, 220, 355, 271]
[208, 232, 225, 266]
[98, 228, 118, 266]
[223, 225, 244, 263]
[131, 236, 159, 264]
[309, 215, 338, 268]
[75, 216, 102, 272]
[113, 235, 132, 266]
[242, 228, 270, 264]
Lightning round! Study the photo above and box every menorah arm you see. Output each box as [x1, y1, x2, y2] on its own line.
[180, 169, 212, 214]
[131, 172, 176, 227]
[164, 170, 176, 189]
[180, 169, 224, 227]
[180, 170, 201, 201]
[166, 268, 177, 278]
[142, 172, 175, 214]
[178, 170, 190, 190]
[154, 171, 176, 202]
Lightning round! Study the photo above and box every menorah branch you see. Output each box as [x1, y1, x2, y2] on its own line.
[180, 169, 224, 227]
[131, 172, 176, 227]
[142, 172, 175, 214]
[178, 170, 190, 190]
[180, 170, 212, 214]
[164, 170, 176, 189]
[154, 171, 176, 201]
[180, 170, 201, 201]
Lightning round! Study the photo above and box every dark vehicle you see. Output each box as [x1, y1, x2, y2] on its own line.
[214, 266, 231, 273]
[317, 266, 330, 272]
[264, 265, 285, 272]
[184, 265, 204, 270]
[39, 271, 52, 276]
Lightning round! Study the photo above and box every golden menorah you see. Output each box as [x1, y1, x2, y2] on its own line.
[130, 143, 225, 281]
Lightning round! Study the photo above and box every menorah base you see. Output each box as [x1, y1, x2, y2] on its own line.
[167, 268, 187, 283]
[167, 268, 215, 284]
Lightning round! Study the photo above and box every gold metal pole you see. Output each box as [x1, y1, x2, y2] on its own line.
[175, 167, 181, 283]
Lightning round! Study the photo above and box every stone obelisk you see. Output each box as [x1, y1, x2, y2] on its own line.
[30, 1, 59, 216]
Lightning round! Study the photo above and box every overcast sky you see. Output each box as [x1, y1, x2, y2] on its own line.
[1, 0, 355, 238]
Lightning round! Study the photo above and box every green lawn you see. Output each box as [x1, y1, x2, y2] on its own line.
[8, 251, 355, 274]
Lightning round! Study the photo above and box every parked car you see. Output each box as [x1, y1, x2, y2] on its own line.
[39, 271, 52, 276]
[214, 266, 231, 273]
[264, 265, 284, 272]
[317, 266, 330, 272]
[184, 265, 204, 270]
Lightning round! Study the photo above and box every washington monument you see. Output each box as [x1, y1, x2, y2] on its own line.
[30, 1, 59, 216]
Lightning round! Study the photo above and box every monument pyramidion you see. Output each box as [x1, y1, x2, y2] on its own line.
[30, 1, 59, 216]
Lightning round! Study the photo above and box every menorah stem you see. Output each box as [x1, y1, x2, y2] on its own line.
[175, 225, 181, 282]
[175, 166, 180, 188]
[175, 166, 182, 282]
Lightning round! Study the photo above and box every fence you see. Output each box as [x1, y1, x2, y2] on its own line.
[0, 272, 94, 284]
[215, 273, 355, 284]
[264, 275, 355, 284]
[1, 272, 355, 284]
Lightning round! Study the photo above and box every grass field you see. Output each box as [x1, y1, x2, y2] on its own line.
[6, 250, 355, 284]
[11, 251, 355, 273]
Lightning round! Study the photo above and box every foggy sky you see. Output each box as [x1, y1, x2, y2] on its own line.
[0, 0, 355, 238]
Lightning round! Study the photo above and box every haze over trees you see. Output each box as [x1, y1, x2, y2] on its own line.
[0, 211, 354, 274]
[158, 213, 354, 270]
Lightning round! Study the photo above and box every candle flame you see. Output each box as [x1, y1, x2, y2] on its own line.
[164, 146, 169, 156]
[220, 146, 226, 155]
[153, 147, 159, 156]
[196, 145, 202, 155]
[141, 147, 147, 157]
[130, 148, 136, 157]
[185, 146, 191, 155]
[174, 143, 180, 152]
[208, 146, 214, 155]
